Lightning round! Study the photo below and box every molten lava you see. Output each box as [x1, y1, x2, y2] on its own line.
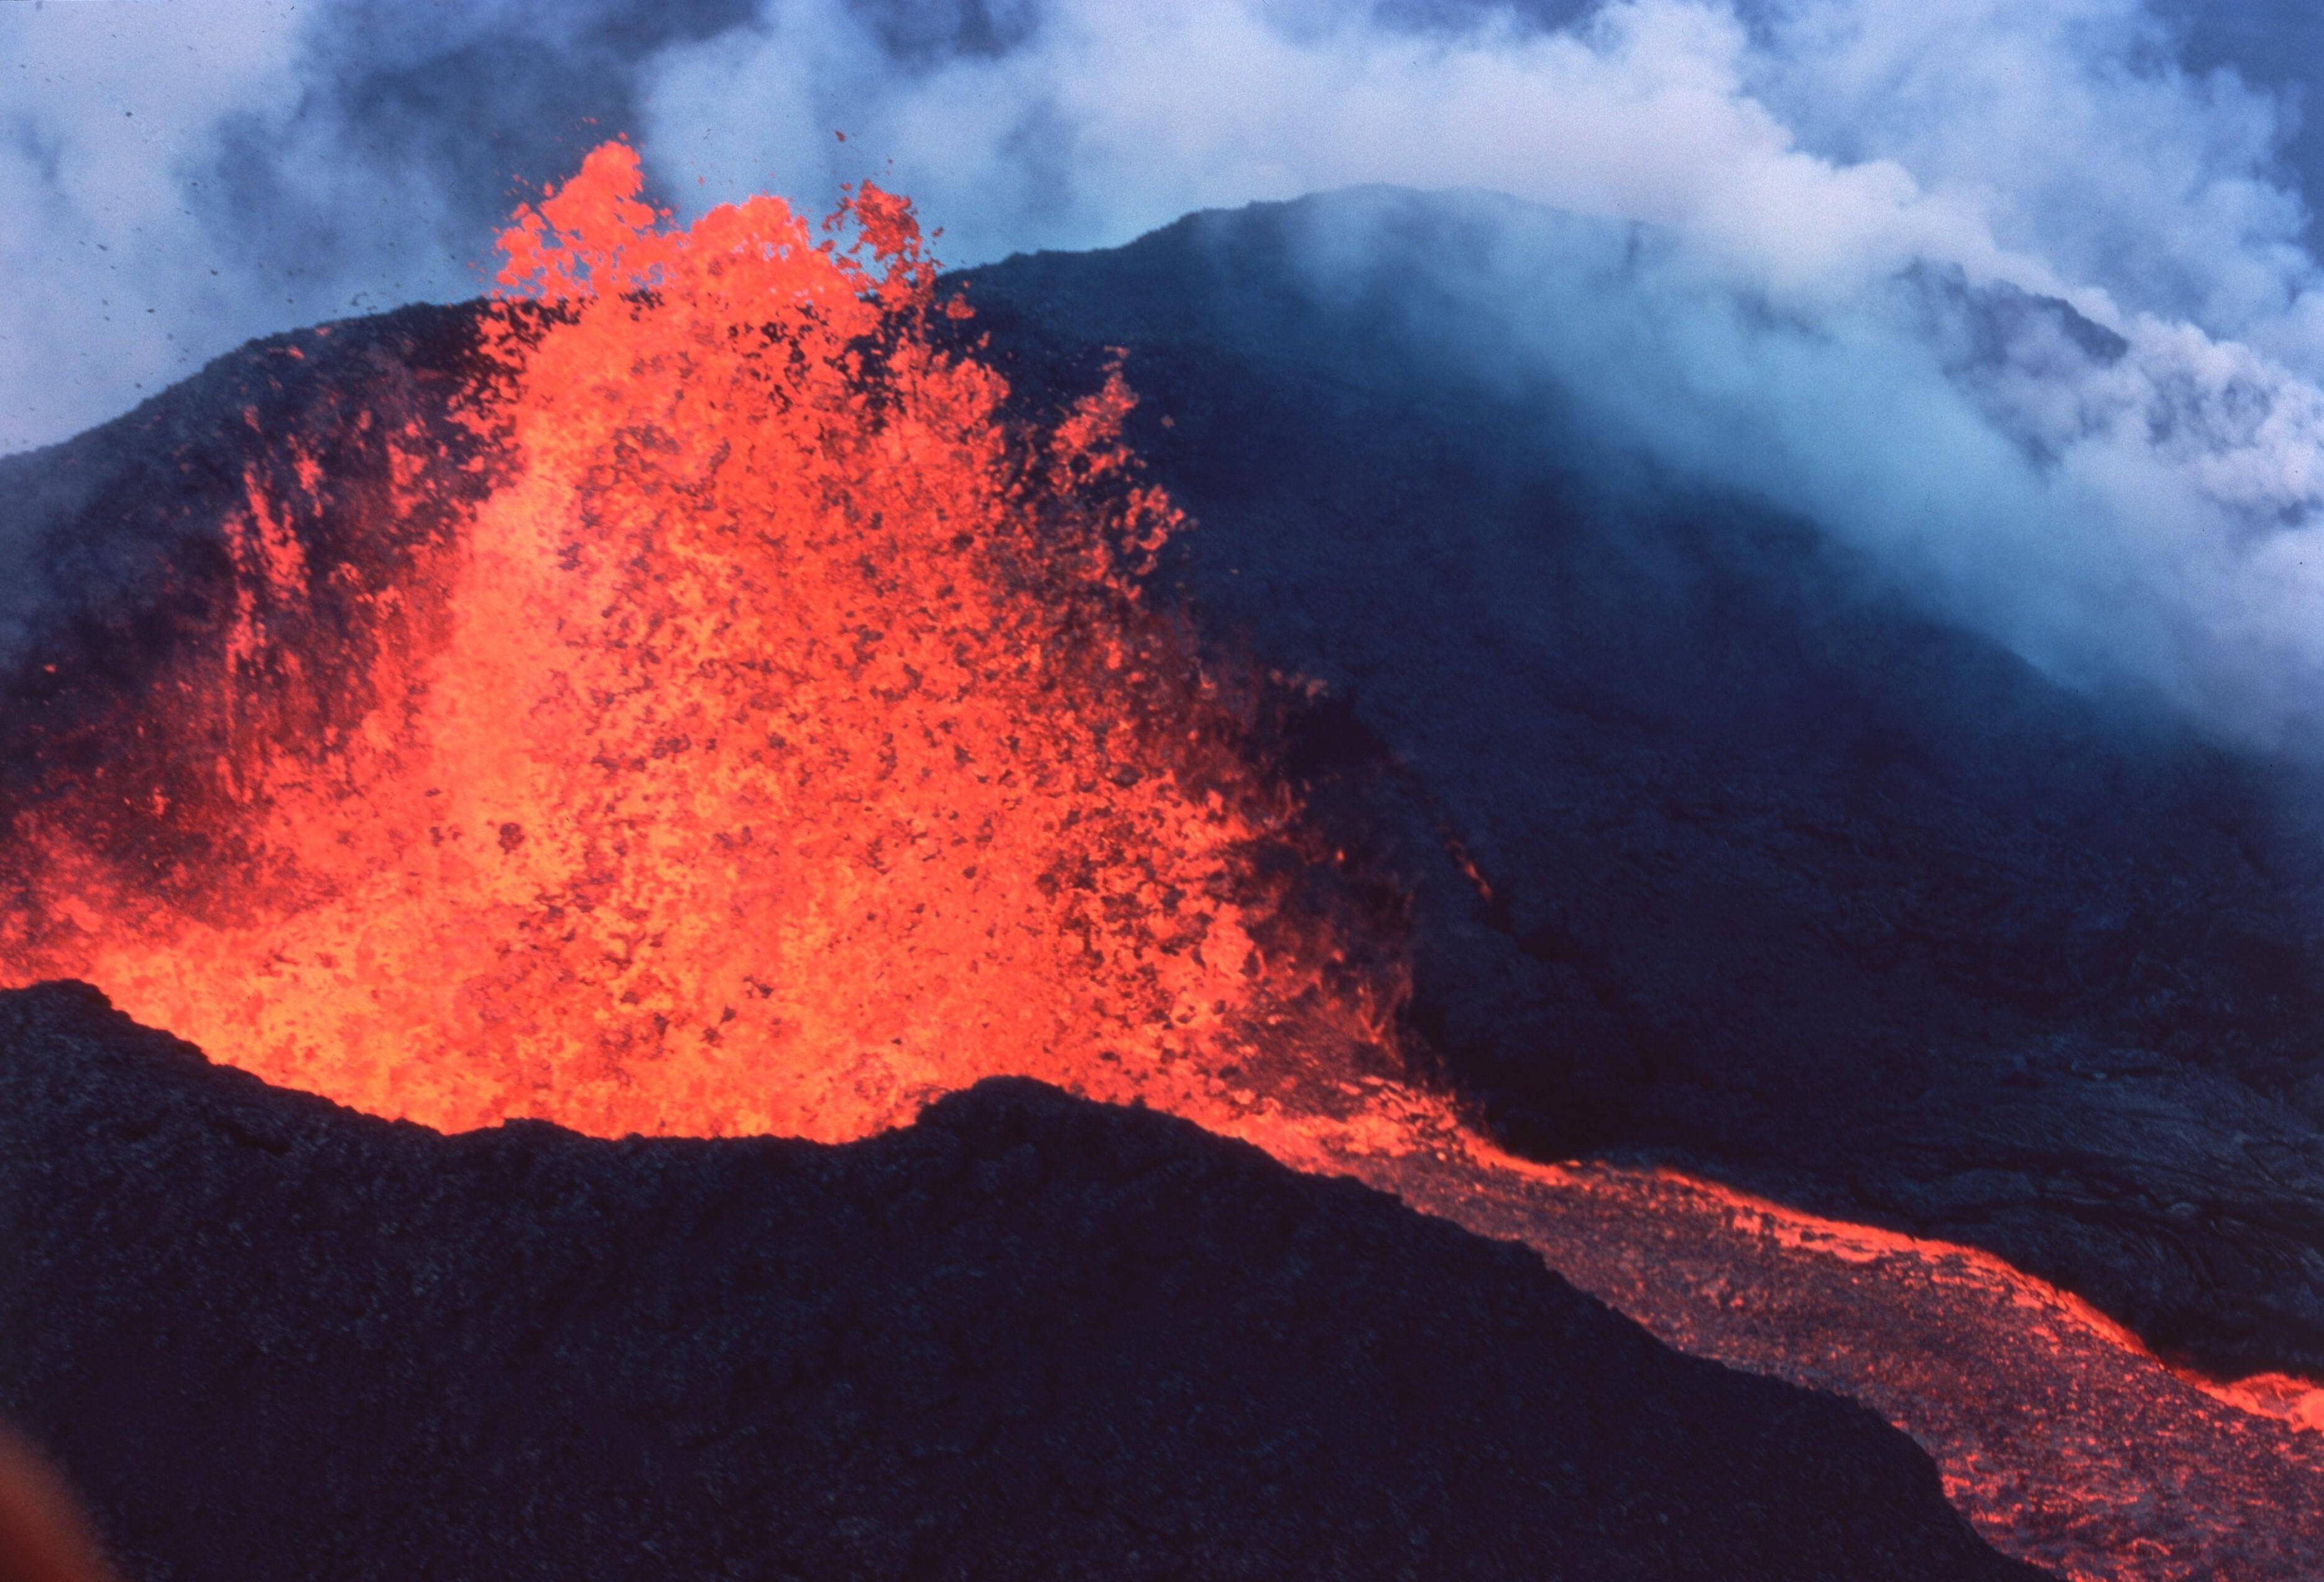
[4, 142, 1390, 1140]
[4, 143, 2320, 1580]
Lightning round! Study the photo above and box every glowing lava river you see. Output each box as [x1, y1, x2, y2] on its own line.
[4, 144, 2321, 1579]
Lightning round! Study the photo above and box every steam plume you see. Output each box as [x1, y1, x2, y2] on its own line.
[9, 0, 2324, 745]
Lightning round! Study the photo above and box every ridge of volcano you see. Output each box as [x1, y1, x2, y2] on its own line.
[4, 185, 2323, 1388]
[955, 188, 2324, 1385]
[0, 981, 2042, 1582]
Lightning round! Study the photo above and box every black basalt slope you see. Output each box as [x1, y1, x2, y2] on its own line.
[953, 190, 2324, 1385]
[0, 982, 2040, 1582]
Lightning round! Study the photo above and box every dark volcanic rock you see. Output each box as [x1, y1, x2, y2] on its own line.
[951, 192, 2324, 1383]
[0, 303, 505, 920]
[0, 983, 2039, 1582]
[0, 302, 498, 720]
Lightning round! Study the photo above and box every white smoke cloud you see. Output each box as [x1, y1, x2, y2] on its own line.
[0, 1, 308, 448]
[1319, 192, 2324, 741]
[646, 1, 1994, 287]
[9, 0, 2324, 747]
[0, 0, 738, 452]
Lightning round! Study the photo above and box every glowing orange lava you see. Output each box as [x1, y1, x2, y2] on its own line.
[4, 144, 2319, 1580]
[2, 141, 1391, 1140]
[1359, 1137, 2324, 1582]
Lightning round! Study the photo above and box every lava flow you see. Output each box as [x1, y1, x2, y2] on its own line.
[4, 144, 2321, 1579]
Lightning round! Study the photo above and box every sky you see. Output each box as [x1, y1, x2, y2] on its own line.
[7, 0, 2324, 750]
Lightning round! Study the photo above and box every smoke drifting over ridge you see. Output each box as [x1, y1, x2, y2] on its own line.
[9, 0, 2324, 747]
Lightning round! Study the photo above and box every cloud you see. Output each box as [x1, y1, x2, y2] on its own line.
[1314, 190, 2324, 742]
[0, 0, 754, 451]
[8, 0, 2324, 749]
[0, 1, 305, 448]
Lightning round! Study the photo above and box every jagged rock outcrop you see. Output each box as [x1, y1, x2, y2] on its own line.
[0, 983, 2041, 1582]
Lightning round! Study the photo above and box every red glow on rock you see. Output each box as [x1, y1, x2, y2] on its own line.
[0, 1428, 114, 1582]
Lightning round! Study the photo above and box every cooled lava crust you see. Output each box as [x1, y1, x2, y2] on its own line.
[0, 981, 2041, 1582]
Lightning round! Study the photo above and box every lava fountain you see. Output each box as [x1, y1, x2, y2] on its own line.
[2, 144, 2320, 1580]
[2, 141, 1395, 1143]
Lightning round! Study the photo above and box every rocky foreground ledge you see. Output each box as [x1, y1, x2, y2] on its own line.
[0, 982, 2040, 1581]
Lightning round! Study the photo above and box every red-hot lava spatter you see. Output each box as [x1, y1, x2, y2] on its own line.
[4, 144, 2321, 1580]
[5, 142, 1393, 1141]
